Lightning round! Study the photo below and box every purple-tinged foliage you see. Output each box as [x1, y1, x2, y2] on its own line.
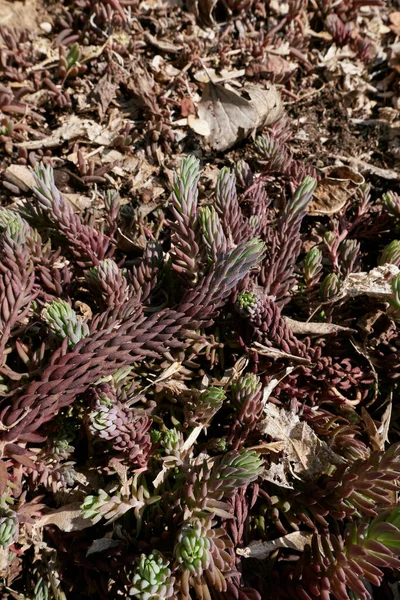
[260, 176, 317, 303]
[28, 164, 114, 267]
[1, 152, 400, 600]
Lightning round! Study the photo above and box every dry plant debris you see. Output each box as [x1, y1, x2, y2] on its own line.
[2, 1, 400, 600]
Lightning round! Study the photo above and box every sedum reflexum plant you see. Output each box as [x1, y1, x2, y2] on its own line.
[129, 551, 174, 600]
[1, 153, 400, 600]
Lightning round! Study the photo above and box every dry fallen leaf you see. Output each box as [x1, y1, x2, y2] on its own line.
[247, 54, 296, 81]
[194, 68, 246, 84]
[197, 81, 282, 151]
[389, 12, 400, 36]
[328, 153, 400, 181]
[262, 460, 294, 489]
[361, 407, 383, 451]
[4, 165, 36, 192]
[187, 114, 211, 137]
[350, 338, 378, 407]
[378, 397, 393, 448]
[285, 317, 356, 336]
[86, 538, 120, 556]
[35, 503, 93, 532]
[18, 116, 103, 150]
[262, 367, 296, 407]
[90, 62, 126, 116]
[143, 31, 183, 53]
[341, 264, 400, 300]
[237, 531, 313, 559]
[252, 342, 313, 365]
[64, 193, 93, 212]
[308, 165, 364, 216]
[260, 404, 345, 484]
[244, 84, 283, 129]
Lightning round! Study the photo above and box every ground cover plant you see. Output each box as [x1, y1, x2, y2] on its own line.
[2, 0, 400, 598]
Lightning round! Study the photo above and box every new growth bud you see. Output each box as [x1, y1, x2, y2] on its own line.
[379, 240, 400, 267]
[320, 273, 340, 300]
[42, 299, 89, 347]
[303, 247, 322, 286]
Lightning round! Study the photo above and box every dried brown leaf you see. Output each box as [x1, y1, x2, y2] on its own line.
[237, 531, 313, 559]
[285, 317, 356, 336]
[90, 62, 126, 116]
[262, 461, 293, 489]
[19, 117, 103, 150]
[187, 0, 218, 25]
[341, 264, 400, 300]
[244, 84, 283, 128]
[197, 82, 282, 151]
[187, 114, 210, 137]
[143, 32, 183, 53]
[361, 407, 383, 452]
[86, 538, 120, 556]
[252, 342, 313, 365]
[308, 166, 364, 216]
[248, 54, 296, 80]
[362, 396, 392, 451]
[36, 503, 93, 532]
[378, 398, 393, 448]
[260, 404, 345, 483]
[4, 165, 36, 193]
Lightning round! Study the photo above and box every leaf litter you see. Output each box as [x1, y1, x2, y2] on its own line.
[2, 0, 400, 597]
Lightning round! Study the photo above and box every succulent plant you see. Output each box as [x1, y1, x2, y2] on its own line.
[1, 136, 399, 600]
[382, 191, 400, 217]
[0, 506, 18, 548]
[320, 272, 340, 300]
[42, 299, 90, 347]
[32, 577, 50, 600]
[390, 272, 400, 312]
[128, 551, 174, 600]
[174, 519, 211, 576]
[339, 238, 360, 275]
[303, 247, 322, 286]
[81, 488, 145, 525]
[254, 133, 288, 172]
[379, 240, 400, 267]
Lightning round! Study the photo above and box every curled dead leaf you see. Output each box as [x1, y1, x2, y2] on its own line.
[86, 538, 120, 556]
[361, 400, 392, 452]
[187, 114, 211, 137]
[252, 341, 313, 365]
[308, 165, 364, 216]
